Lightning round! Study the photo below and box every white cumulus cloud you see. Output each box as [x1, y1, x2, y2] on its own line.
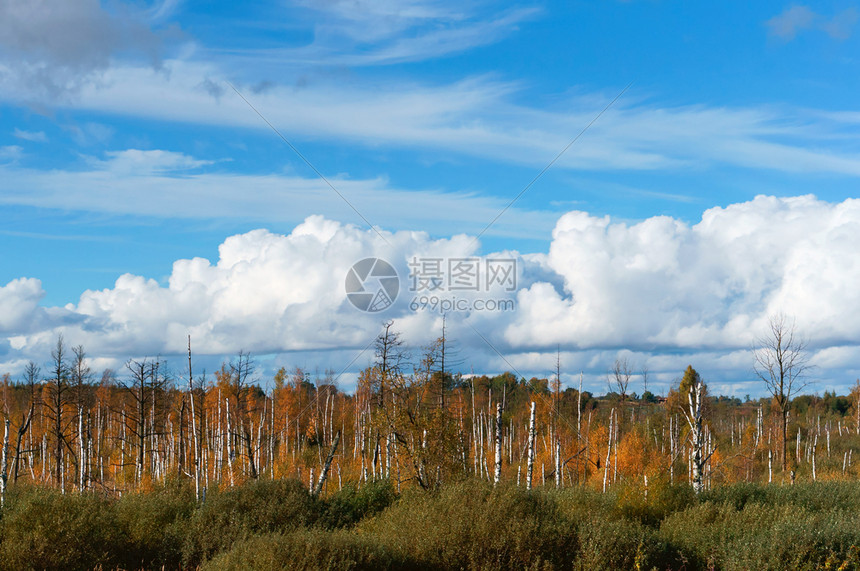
[506, 195, 860, 356]
[2, 195, 860, 394]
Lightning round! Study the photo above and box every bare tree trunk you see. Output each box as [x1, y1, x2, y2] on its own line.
[11, 405, 34, 484]
[226, 399, 234, 486]
[1, 419, 9, 507]
[555, 438, 561, 489]
[768, 449, 773, 483]
[577, 372, 582, 437]
[603, 409, 613, 493]
[494, 403, 503, 486]
[188, 338, 201, 501]
[796, 429, 801, 465]
[782, 410, 788, 472]
[78, 407, 85, 491]
[313, 430, 341, 496]
[669, 415, 674, 484]
[526, 402, 536, 490]
[812, 433, 818, 481]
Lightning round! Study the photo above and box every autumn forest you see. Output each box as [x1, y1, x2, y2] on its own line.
[2, 317, 860, 570]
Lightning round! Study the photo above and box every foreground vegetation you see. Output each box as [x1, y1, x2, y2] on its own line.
[3, 477, 860, 570]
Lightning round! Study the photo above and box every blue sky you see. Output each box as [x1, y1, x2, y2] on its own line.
[2, 1, 860, 395]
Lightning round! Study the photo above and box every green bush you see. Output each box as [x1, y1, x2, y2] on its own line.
[360, 480, 578, 569]
[181, 478, 321, 566]
[659, 500, 860, 570]
[114, 480, 196, 569]
[320, 478, 396, 529]
[202, 529, 410, 571]
[0, 487, 123, 571]
[700, 481, 860, 513]
[4, 478, 860, 570]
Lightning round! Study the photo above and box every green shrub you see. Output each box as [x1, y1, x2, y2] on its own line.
[575, 515, 649, 570]
[609, 478, 698, 527]
[114, 480, 196, 569]
[181, 478, 321, 566]
[659, 501, 860, 570]
[4, 478, 860, 570]
[0, 487, 123, 571]
[320, 478, 396, 529]
[202, 529, 410, 571]
[360, 480, 578, 570]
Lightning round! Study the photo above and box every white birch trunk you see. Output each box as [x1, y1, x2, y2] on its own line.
[1, 419, 9, 507]
[494, 403, 503, 486]
[797, 429, 802, 464]
[577, 372, 582, 438]
[313, 431, 341, 496]
[603, 409, 613, 493]
[188, 336, 202, 502]
[526, 402, 536, 490]
[683, 378, 706, 494]
[225, 398, 234, 486]
[78, 406, 85, 491]
[768, 449, 772, 483]
[812, 433, 818, 481]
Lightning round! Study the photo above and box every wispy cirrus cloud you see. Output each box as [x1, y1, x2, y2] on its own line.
[12, 128, 47, 142]
[5, 58, 860, 182]
[0, 145, 22, 162]
[0, 148, 558, 239]
[36, 61, 860, 177]
[230, 4, 540, 67]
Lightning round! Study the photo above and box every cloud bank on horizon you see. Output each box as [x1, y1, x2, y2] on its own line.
[2, 194, 859, 396]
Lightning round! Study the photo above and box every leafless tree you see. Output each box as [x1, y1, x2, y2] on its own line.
[11, 362, 39, 483]
[44, 335, 74, 489]
[312, 430, 341, 496]
[610, 357, 632, 402]
[609, 357, 632, 429]
[374, 320, 409, 411]
[229, 351, 258, 479]
[71, 345, 93, 490]
[121, 357, 169, 485]
[753, 313, 811, 472]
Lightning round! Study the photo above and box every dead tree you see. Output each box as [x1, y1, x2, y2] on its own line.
[70, 345, 93, 490]
[375, 321, 408, 412]
[187, 336, 202, 501]
[312, 430, 341, 496]
[753, 313, 810, 472]
[44, 335, 74, 490]
[123, 359, 151, 485]
[11, 362, 38, 483]
[610, 357, 632, 403]
[229, 351, 259, 479]
[122, 357, 169, 485]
